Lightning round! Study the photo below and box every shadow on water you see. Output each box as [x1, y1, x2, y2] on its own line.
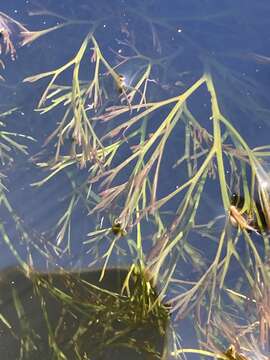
[0, 267, 169, 360]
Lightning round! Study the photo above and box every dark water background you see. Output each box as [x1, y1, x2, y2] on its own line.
[0, 0, 270, 358]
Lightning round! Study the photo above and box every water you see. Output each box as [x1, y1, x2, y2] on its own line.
[0, 1, 270, 359]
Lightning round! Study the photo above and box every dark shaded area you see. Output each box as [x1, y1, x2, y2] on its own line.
[0, 267, 169, 359]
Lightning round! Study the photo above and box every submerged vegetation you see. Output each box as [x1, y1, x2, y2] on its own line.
[0, 266, 169, 359]
[1, 1, 270, 358]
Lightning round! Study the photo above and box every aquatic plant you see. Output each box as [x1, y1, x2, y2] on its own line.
[0, 107, 32, 211]
[1, 2, 270, 358]
[24, 14, 270, 318]
[0, 10, 83, 80]
[0, 265, 170, 359]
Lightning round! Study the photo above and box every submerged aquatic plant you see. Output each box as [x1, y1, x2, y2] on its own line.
[17, 2, 270, 320]
[0, 10, 80, 80]
[0, 107, 34, 195]
[172, 263, 270, 359]
[1, 2, 270, 359]
[0, 264, 170, 359]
